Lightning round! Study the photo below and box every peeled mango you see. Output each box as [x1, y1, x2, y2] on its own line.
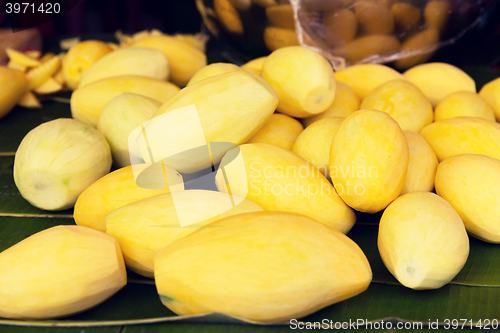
[74, 163, 184, 232]
[330, 110, 409, 213]
[215, 143, 356, 233]
[70, 75, 180, 127]
[248, 113, 303, 150]
[14, 118, 112, 211]
[78, 47, 170, 87]
[0, 66, 26, 119]
[435, 154, 500, 243]
[0, 225, 126, 319]
[479, 76, 500, 121]
[154, 211, 372, 323]
[107, 190, 263, 278]
[187, 62, 241, 86]
[434, 91, 495, 122]
[378, 192, 469, 290]
[241, 56, 267, 75]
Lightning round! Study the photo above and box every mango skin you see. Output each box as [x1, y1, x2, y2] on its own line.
[400, 131, 438, 195]
[420, 116, 500, 162]
[74, 164, 184, 232]
[361, 79, 433, 133]
[479, 76, 500, 121]
[187, 62, 241, 86]
[403, 62, 476, 106]
[378, 192, 469, 290]
[261, 46, 336, 118]
[71, 75, 180, 127]
[107, 190, 263, 278]
[434, 91, 495, 122]
[330, 110, 409, 213]
[215, 143, 356, 233]
[0, 225, 126, 319]
[0, 66, 26, 119]
[248, 113, 303, 150]
[154, 211, 372, 323]
[436, 154, 500, 243]
[14, 119, 112, 211]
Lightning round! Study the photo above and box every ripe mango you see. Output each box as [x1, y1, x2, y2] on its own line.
[360, 79, 433, 132]
[75, 163, 183, 232]
[394, 28, 439, 70]
[154, 211, 372, 323]
[0, 66, 26, 119]
[241, 56, 267, 76]
[333, 35, 401, 65]
[70, 75, 180, 127]
[0, 225, 126, 319]
[436, 154, 500, 243]
[420, 116, 500, 162]
[187, 62, 241, 86]
[215, 143, 356, 233]
[434, 91, 495, 122]
[323, 8, 358, 44]
[391, 3, 421, 30]
[107, 190, 263, 277]
[78, 47, 170, 87]
[330, 110, 409, 213]
[479, 77, 500, 121]
[14, 119, 112, 211]
[378, 192, 469, 289]
[248, 113, 303, 150]
[266, 4, 295, 29]
[424, 0, 451, 31]
[261, 46, 335, 118]
[355, 1, 394, 35]
[263, 27, 299, 52]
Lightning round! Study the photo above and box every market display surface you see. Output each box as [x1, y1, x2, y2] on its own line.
[0, 28, 499, 332]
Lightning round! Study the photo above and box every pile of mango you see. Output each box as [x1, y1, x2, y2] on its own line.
[1, 32, 500, 324]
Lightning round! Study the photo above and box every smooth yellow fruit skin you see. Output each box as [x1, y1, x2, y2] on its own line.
[436, 154, 500, 243]
[107, 190, 263, 278]
[154, 211, 372, 323]
[14, 119, 112, 211]
[148, 71, 278, 174]
[378, 192, 469, 290]
[133, 35, 207, 87]
[74, 164, 183, 232]
[400, 131, 438, 195]
[0, 66, 26, 119]
[302, 82, 360, 127]
[241, 57, 267, 76]
[479, 77, 500, 121]
[70, 75, 180, 127]
[261, 46, 336, 118]
[0, 225, 126, 319]
[334, 64, 406, 99]
[215, 143, 356, 233]
[361, 79, 433, 133]
[62, 40, 113, 90]
[78, 47, 170, 88]
[248, 113, 303, 150]
[403, 62, 476, 106]
[187, 62, 241, 86]
[293, 117, 344, 178]
[420, 116, 500, 162]
[330, 110, 409, 213]
[97, 93, 162, 167]
[434, 91, 495, 122]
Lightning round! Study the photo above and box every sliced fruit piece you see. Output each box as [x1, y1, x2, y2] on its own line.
[18, 91, 41, 108]
[34, 77, 63, 94]
[26, 56, 61, 90]
[6, 48, 41, 67]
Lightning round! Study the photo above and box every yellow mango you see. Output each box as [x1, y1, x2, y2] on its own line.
[70, 75, 180, 127]
[424, 0, 451, 31]
[133, 35, 207, 87]
[17, 91, 41, 109]
[143, 71, 278, 174]
[400, 131, 438, 195]
[0, 66, 26, 119]
[261, 46, 336, 118]
[14, 119, 112, 211]
[97, 93, 162, 167]
[330, 110, 409, 213]
[403, 62, 476, 106]
[334, 64, 406, 99]
[215, 143, 356, 233]
[391, 3, 421, 29]
[7, 60, 27, 72]
[420, 117, 500, 162]
[248, 113, 303, 150]
[107, 190, 263, 277]
[323, 8, 358, 44]
[62, 40, 113, 90]
[360, 79, 433, 132]
[154, 211, 372, 323]
[333, 35, 401, 65]
[436, 154, 500, 243]
[0, 225, 126, 319]
[266, 4, 294, 29]
[75, 164, 183, 232]
[355, 1, 394, 35]
[241, 56, 267, 75]
[33, 77, 63, 94]
[378, 192, 469, 290]
[479, 76, 500, 121]
[394, 28, 439, 70]
[78, 47, 170, 87]
[292, 117, 344, 178]
[302, 82, 360, 127]
[187, 62, 241, 86]
[214, 0, 244, 34]
[263, 27, 299, 52]
[6, 48, 41, 67]
[434, 91, 495, 121]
